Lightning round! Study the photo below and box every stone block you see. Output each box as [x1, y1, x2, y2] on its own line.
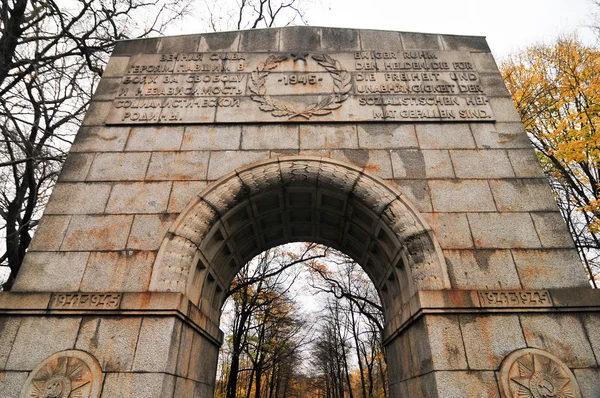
[357, 124, 417, 149]
[443, 249, 521, 289]
[240, 28, 279, 51]
[390, 150, 426, 179]
[582, 314, 600, 363]
[102, 373, 176, 398]
[174, 377, 196, 397]
[531, 212, 576, 248]
[450, 149, 515, 178]
[300, 124, 358, 149]
[127, 214, 177, 250]
[125, 126, 184, 151]
[167, 181, 208, 213]
[321, 27, 361, 51]
[434, 371, 500, 397]
[421, 213, 473, 249]
[103, 56, 130, 77]
[440, 35, 490, 52]
[360, 29, 402, 50]
[87, 152, 151, 181]
[459, 314, 526, 369]
[70, 126, 129, 153]
[187, 333, 219, 383]
[132, 317, 181, 373]
[480, 73, 511, 97]
[113, 38, 160, 55]
[106, 182, 172, 214]
[45, 183, 111, 214]
[157, 35, 201, 53]
[280, 26, 320, 51]
[468, 213, 541, 249]
[407, 317, 433, 375]
[242, 125, 299, 149]
[146, 151, 210, 181]
[512, 249, 589, 289]
[489, 97, 522, 122]
[27, 215, 71, 251]
[422, 150, 455, 178]
[0, 371, 28, 398]
[470, 52, 500, 73]
[489, 179, 557, 212]
[393, 180, 432, 212]
[80, 251, 156, 291]
[331, 149, 393, 179]
[0, 318, 21, 367]
[13, 252, 89, 291]
[175, 325, 195, 377]
[194, 382, 214, 398]
[199, 31, 240, 52]
[507, 148, 546, 177]
[401, 32, 442, 50]
[92, 77, 121, 101]
[75, 317, 142, 372]
[61, 215, 133, 250]
[58, 153, 94, 181]
[207, 151, 268, 180]
[429, 180, 496, 212]
[574, 367, 600, 397]
[81, 101, 112, 126]
[520, 314, 596, 368]
[6, 317, 80, 370]
[416, 124, 475, 149]
[471, 122, 531, 149]
[424, 315, 468, 370]
[181, 125, 241, 150]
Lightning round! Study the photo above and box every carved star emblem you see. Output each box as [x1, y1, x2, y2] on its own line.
[510, 354, 574, 398]
[291, 52, 309, 62]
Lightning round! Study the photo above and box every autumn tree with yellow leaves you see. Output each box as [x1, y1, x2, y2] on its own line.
[500, 37, 600, 285]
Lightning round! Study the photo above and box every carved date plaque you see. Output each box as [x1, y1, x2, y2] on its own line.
[478, 290, 553, 307]
[50, 293, 122, 310]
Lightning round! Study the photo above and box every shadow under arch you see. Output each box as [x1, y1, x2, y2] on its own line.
[150, 156, 450, 334]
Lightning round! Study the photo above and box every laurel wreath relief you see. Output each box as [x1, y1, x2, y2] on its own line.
[249, 54, 352, 119]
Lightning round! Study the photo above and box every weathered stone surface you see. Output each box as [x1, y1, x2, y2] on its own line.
[416, 124, 475, 149]
[146, 151, 210, 181]
[490, 179, 557, 212]
[582, 314, 600, 362]
[394, 180, 432, 212]
[425, 315, 468, 370]
[13, 252, 90, 291]
[81, 101, 112, 126]
[75, 317, 142, 372]
[207, 151, 269, 180]
[125, 126, 184, 151]
[330, 149, 393, 179]
[103, 56, 130, 77]
[574, 368, 600, 397]
[157, 35, 201, 54]
[450, 149, 515, 178]
[300, 124, 358, 149]
[531, 212, 576, 248]
[441, 35, 490, 52]
[520, 314, 596, 368]
[443, 249, 521, 289]
[242, 125, 299, 149]
[127, 214, 178, 250]
[401, 32, 442, 50]
[5, 317, 80, 370]
[434, 371, 500, 398]
[321, 28, 361, 51]
[106, 182, 172, 214]
[422, 213, 472, 249]
[181, 126, 241, 150]
[27, 215, 71, 251]
[358, 124, 417, 149]
[512, 249, 588, 288]
[102, 373, 176, 398]
[470, 122, 531, 149]
[45, 183, 111, 214]
[429, 180, 496, 212]
[80, 251, 156, 291]
[240, 28, 279, 51]
[360, 29, 401, 50]
[87, 152, 151, 181]
[199, 31, 240, 52]
[167, 181, 208, 213]
[507, 148, 546, 177]
[0, 371, 28, 397]
[489, 97, 522, 122]
[0, 318, 21, 367]
[61, 215, 133, 250]
[459, 315, 526, 369]
[280, 26, 321, 51]
[70, 126, 129, 152]
[133, 317, 181, 373]
[467, 213, 541, 248]
[58, 153, 94, 181]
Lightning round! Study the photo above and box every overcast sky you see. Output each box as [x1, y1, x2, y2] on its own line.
[301, 0, 597, 58]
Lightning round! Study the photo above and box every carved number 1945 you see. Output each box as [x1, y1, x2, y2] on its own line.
[278, 74, 320, 85]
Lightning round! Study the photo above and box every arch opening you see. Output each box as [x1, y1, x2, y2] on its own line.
[152, 156, 450, 333]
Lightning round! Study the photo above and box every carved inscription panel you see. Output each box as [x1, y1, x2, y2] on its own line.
[106, 50, 496, 124]
[478, 290, 553, 307]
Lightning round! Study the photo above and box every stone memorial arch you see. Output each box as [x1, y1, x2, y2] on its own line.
[0, 27, 599, 397]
